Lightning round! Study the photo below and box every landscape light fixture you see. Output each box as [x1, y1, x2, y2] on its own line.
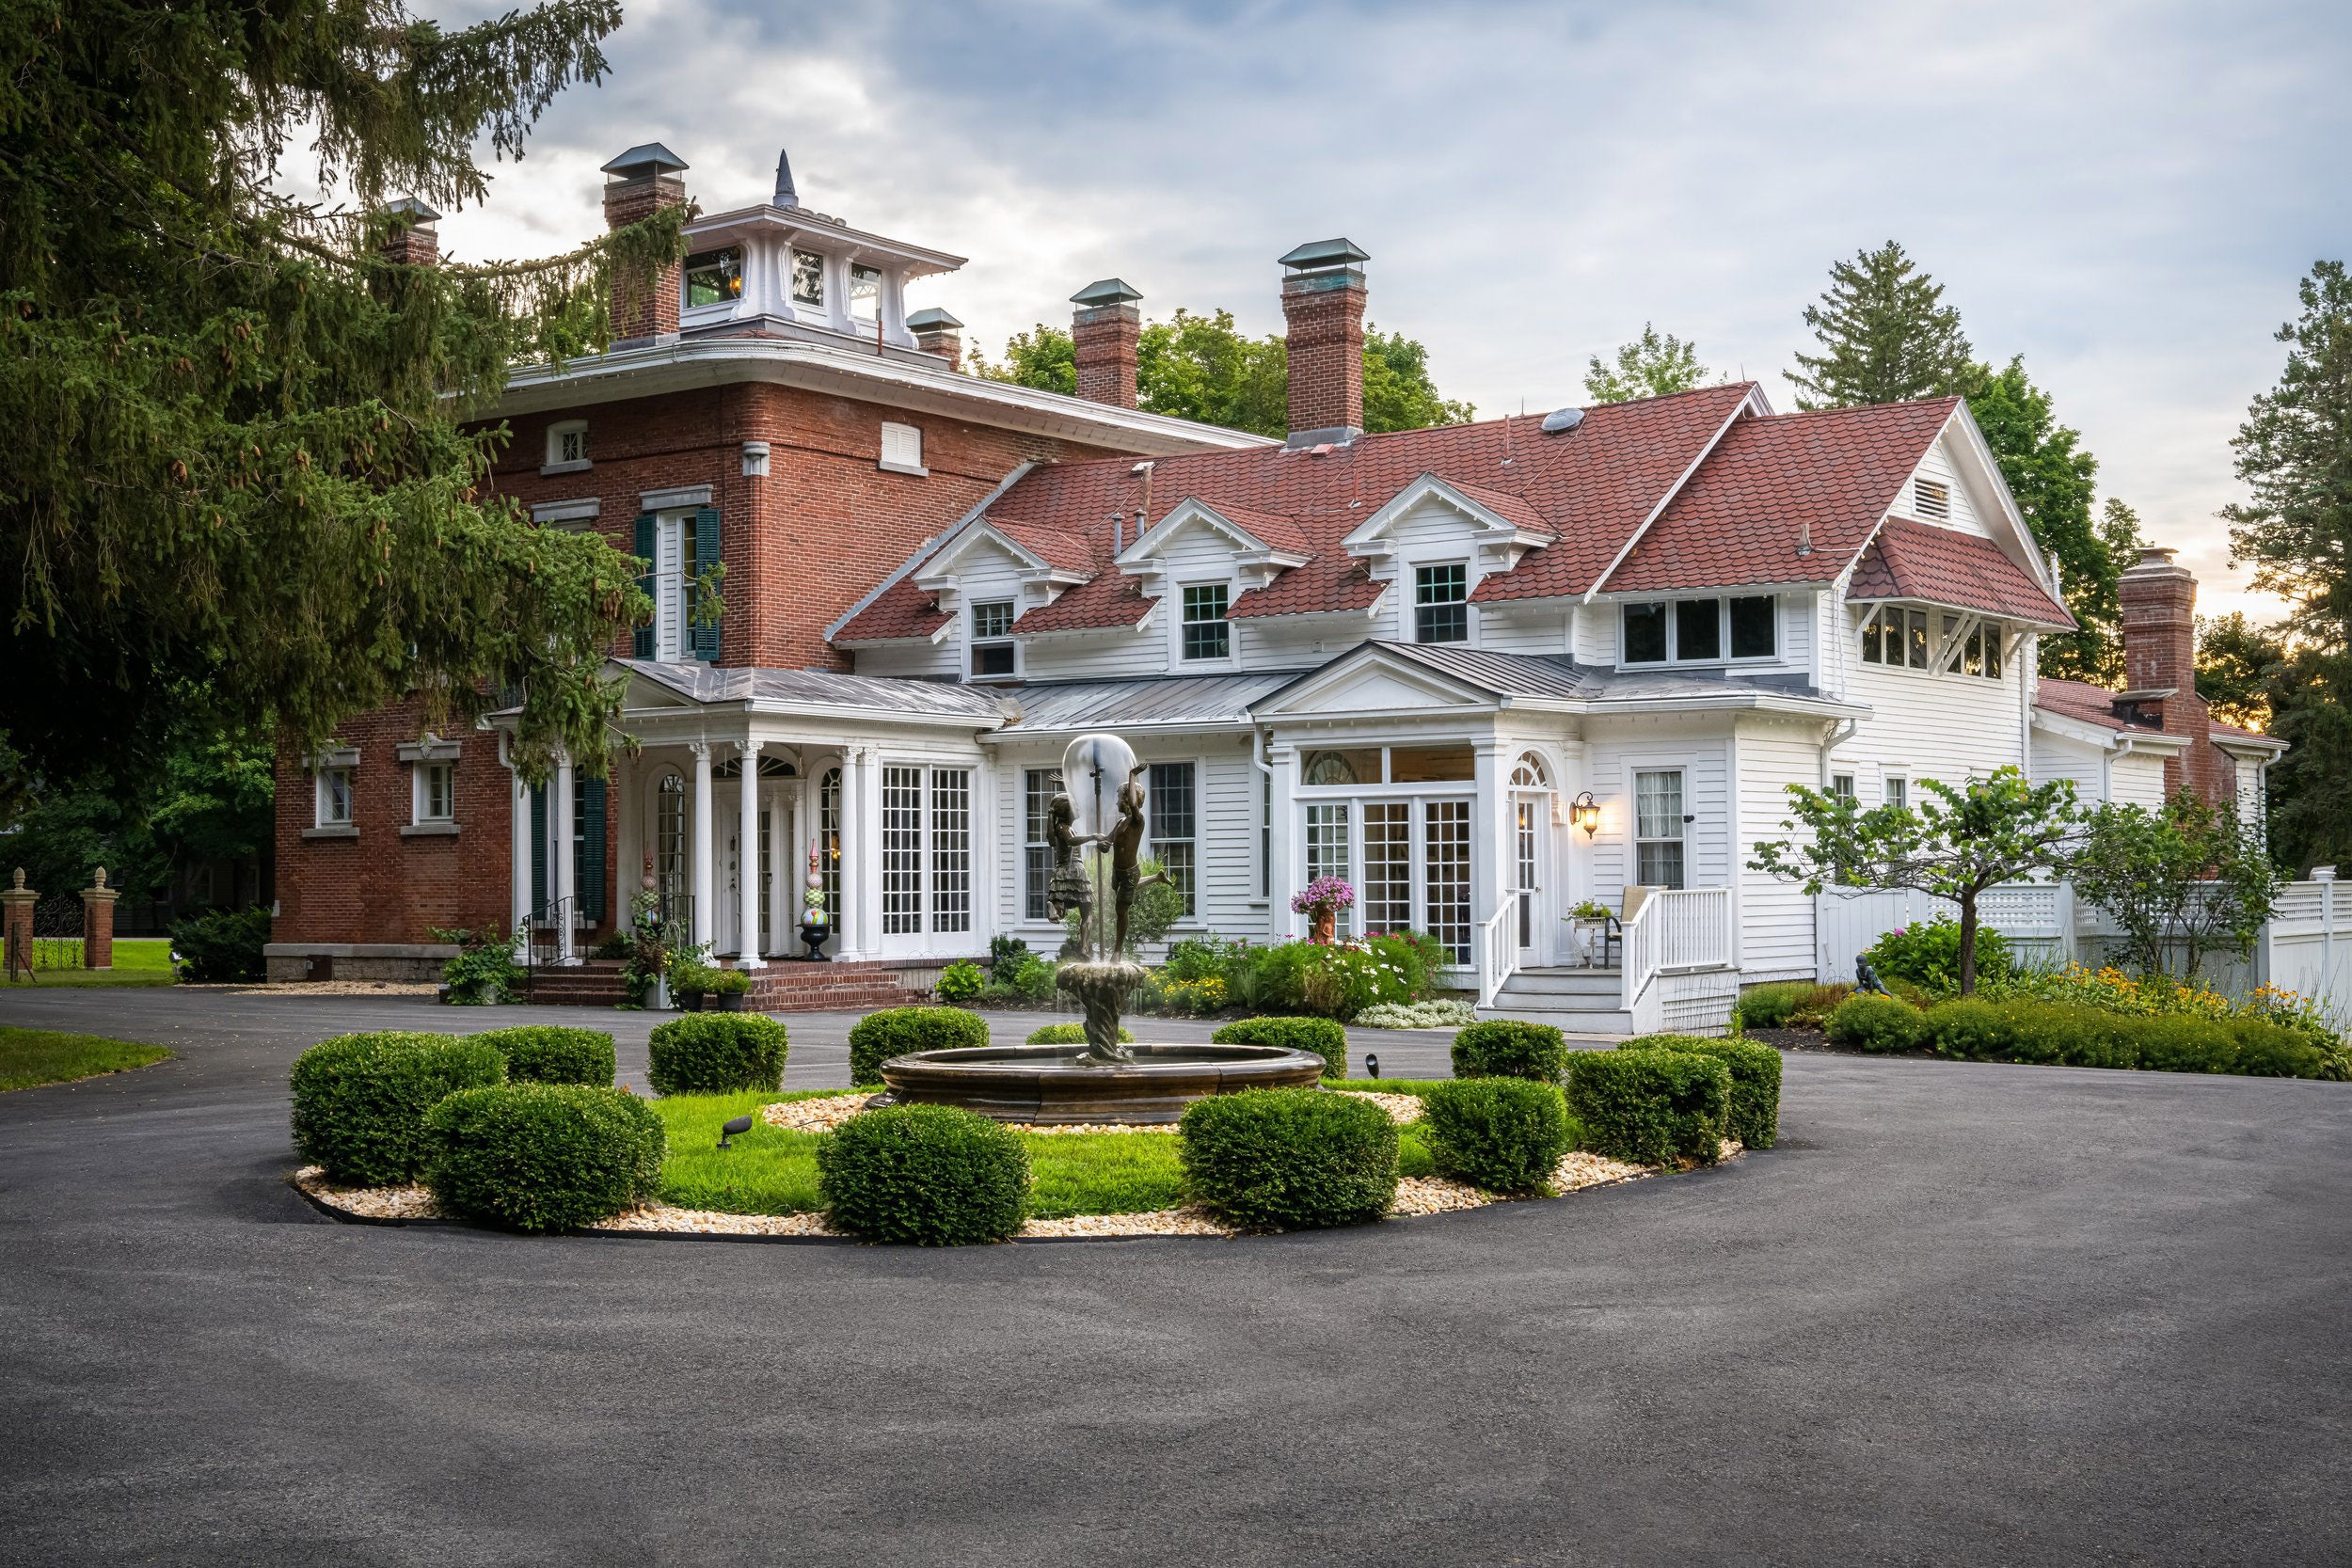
[1364, 1053, 1379, 1079]
[1569, 792, 1601, 837]
[718, 1113, 754, 1149]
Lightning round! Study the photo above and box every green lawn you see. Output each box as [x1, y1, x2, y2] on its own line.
[0, 1026, 172, 1091]
[7, 937, 179, 988]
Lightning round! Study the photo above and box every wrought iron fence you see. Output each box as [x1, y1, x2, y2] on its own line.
[30, 894, 85, 973]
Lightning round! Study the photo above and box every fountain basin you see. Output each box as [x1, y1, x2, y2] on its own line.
[877, 1043, 1327, 1125]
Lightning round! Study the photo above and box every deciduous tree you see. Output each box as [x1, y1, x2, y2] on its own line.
[2196, 611, 2287, 731]
[2068, 791, 2280, 981]
[1583, 323, 1711, 404]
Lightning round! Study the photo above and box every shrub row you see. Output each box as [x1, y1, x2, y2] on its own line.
[1421, 1078, 1573, 1194]
[471, 1025, 616, 1087]
[646, 1014, 789, 1096]
[1566, 1047, 1732, 1167]
[291, 1032, 506, 1185]
[1213, 1016, 1346, 1080]
[1824, 993, 2349, 1080]
[1621, 1036, 1782, 1150]
[818, 1103, 1029, 1245]
[848, 1006, 988, 1084]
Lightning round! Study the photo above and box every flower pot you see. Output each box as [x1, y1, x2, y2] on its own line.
[800, 921, 831, 961]
[1311, 909, 1337, 945]
[711, 990, 745, 1011]
[679, 991, 707, 1012]
[650, 975, 671, 1011]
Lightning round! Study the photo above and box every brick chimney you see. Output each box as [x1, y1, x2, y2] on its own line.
[381, 198, 441, 266]
[1071, 278, 1143, 407]
[907, 307, 964, 372]
[1279, 238, 1370, 447]
[600, 141, 691, 346]
[2118, 544, 2224, 800]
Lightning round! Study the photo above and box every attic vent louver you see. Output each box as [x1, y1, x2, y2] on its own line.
[1915, 478, 1951, 521]
[1541, 406, 1585, 434]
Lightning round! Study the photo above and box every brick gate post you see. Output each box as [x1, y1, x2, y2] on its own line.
[81, 866, 119, 971]
[2, 868, 35, 981]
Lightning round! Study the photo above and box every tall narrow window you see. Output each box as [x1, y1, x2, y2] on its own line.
[1147, 762, 1197, 916]
[758, 804, 772, 953]
[850, 263, 882, 321]
[1258, 771, 1270, 899]
[416, 762, 453, 824]
[656, 773, 687, 904]
[1423, 800, 1471, 961]
[818, 768, 841, 921]
[1677, 598, 1722, 661]
[1860, 609, 1885, 664]
[1634, 768, 1687, 890]
[1885, 777, 1909, 810]
[790, 248, 825, 308]
[1181, 584, 1230, 661]
[1414, 563, 1469, 643]
[930, 769, 971, 933]
[657, 515, 705, 662]
[1516, 799, 1539, 947]
[1023, 768, 1062, 921]
[882, 766, 922, 934]
[1362, 803, 1411, 934]
[1305, 802, 1352, 934]
[970, 600, 1015, 677]
[316, 767, 354, 827]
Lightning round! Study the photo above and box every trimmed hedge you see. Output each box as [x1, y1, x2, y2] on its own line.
[1451, 1020, 1569, 1083]
[848, 1006, 989, 1085]
[646, 1013, 789, 1096]
[1212, 1016, 1346, 1081]
[1825, 994, 1926, 1054]
[422, 1084, 664, 1232]
[1179, 1088, 1398, 1229]
[817, 1103, 1029, 1244]
[1848, 996, 2350, 1080]
[1026, 1022, 1135, 1046]
[1623, 1035, 1782, 1150]
[290, 1031, 505, 1185]
[1565, 1048, 1730, 1167]
[471, 1025, 616, 1087]
[1422, 1078, 1574, 1194]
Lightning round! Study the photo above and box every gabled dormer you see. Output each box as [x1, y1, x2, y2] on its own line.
[913, 520, 1095, 616]
[1115, 498, 1311, 589]
[1341, 473, 1554, 571]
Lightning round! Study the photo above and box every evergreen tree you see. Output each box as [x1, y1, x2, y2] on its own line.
[1583, 324, 1711, 404]
[0, 0, 688, 794]
[2195, 612, 2286, 730]
[1788, 242, 1977, 409]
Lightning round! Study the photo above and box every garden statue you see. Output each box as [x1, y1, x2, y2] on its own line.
[1044, 791, 1090, 958]
[1855, 954, 1891, 995]
[1050, 733, 1153, 1064]
[1106, 768, 1169, 958]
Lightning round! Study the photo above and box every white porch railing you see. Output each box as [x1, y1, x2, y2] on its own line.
[1476, 900, 1516, 1009]
[1621, 887, 1737, 1015]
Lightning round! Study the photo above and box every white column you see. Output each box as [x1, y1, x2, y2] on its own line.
[856, 746, 885, 958]
[1267, 745, 1297, 941]
[551, 750, 577, 963]
[1472, 740, 1502, 934]
[691, 741, 715, 949]
[738, 738, 764, 966]
[508, 763, 532, 945]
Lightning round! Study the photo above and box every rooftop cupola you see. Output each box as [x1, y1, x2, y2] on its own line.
[1072, 277, 1144, 409]
[1279, 238, 1369, 447]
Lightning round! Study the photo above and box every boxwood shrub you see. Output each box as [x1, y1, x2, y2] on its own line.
[1212, 1016, 1346, 1080]
[1422, 1078, 1574, 1194]
[1179, 1087, 1398, 1229]
[289, 1031, 505, 1185]
[1451, 1020, 1569, 1083]
[1624, 1035, 1782, 1150]
[1565, 1048, 1730, 1167]
[422, 1084, 665, 1233]
[817, 1103, 1029, 1244]
[1825, 993, 1925, 1053]
[1025, 1022, 1135, 1046]
[646, 1014, 789, 1096]
[471, 1025, 616, 1087]
[848, 1006, 989, 1084]
[1732, 983, 1807, 1031]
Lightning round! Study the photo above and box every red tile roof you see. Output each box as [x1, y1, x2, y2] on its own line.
[1598, 399, 1959, 595]
[2034, 676, 2142, 733]
[1183, 501, 1312, 557]
[835, 579, 949, 641]
[1848, 515, 2074, 628]
[1230, 556, 1386, 619]
[992, 521, 1095, 573]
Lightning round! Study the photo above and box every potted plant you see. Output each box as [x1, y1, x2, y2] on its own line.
[1567, 899, 1614, 968]
[665, 949, 718, 1011]
[1291, 877, 1356, 945]
[704, 965, 754, 1011]
[799, 847, 832, 961]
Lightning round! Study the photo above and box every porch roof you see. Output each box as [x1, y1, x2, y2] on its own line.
[617, 659, 1011, 723]
[989, 672, 1295, 736]
[1254, 641, 1868, 721]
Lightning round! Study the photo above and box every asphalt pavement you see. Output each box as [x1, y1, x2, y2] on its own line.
[1, 986, 2346, 1566]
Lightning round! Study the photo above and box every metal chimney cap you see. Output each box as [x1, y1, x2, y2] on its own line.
[905, 307, 964, 331]
[1278, 237, 1370, 271]
[600, 142, 690, 177]
[1071, 277, 1144, 307]
[385, 197, 442, 224]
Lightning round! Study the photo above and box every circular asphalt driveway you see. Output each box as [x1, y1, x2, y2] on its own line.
[1, 988, 2345, 1566]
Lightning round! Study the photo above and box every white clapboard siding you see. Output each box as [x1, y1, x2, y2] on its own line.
[2110, 752, 2169, 808]
[1735, 720, 1825, 982]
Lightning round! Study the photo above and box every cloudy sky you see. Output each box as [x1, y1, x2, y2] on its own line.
[414, 0, 2349, 624]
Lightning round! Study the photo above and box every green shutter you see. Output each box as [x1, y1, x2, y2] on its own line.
[691, 505, 722, 663]
[632, 513, 657, 659]
[579, 779, 607, 923]
[529, 784, 548, 911]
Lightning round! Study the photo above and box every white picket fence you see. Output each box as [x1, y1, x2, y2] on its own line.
[1815, 869, 2351, 1016]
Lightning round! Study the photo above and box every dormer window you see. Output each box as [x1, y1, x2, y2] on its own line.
[1181, 584, 1231, 661]
[682, 247, 742, 309]
[544, 420, 588, 473]
[1414, 564, 1469, 643]
[1621, 595, 1776, 664]
[1914, 478, 1951, 521]
[850, 263, 882, 321]
[790, 248, 825, 308]
[970, 600, 1016, 677]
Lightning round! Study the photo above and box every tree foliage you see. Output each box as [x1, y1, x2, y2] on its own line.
[2255, 645, 2352, 874]
[1750, 767, 2082, 994]
[2223, 260, 2352, 650]
[1583, 323, 1711, 404]
[972, 309, 1470, 437]
[0, 0, 689, 796]
[2068, 790, 2280, 981]
[2196, 611, 2286, 731]
[1788, 241, 1976, 410]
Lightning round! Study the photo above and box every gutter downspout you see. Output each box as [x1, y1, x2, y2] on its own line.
[1818, 718, 1857, 789]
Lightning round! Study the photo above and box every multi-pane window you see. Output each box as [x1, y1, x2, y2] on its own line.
[682, 247, 742, 309]
[316, 767, 354, 827]
[1181, 584, 1230, 661]
[1943, 620, 2004, 680]
[1305, 802, 1352, 935]
[1362, 803, 1411, 934]
[789, 248, 825, 308]
[1634, 769, 1687, 890]
[970, 600, 1015, 677]
[1516, 800, 1539, 947]
[1622, 596, 1775, 663]
[930, 769, 971, 934]
[882, 766, 923, 934]
[1861, 607, 2001, 679]
[850, 263, 882, 320]
[1885, 777, 1909, 810]
[1831, 774, 1856, 806]
[757, 803, 772, 952]
[1414, 563, 1469, 643]
[1258, 771, 1270, 899]
[1023, 768, 1062, 921]
[818, 768, 841, 919]
[546, 421, 587, 468]
[417, 762, 454, 823]
[1148, 762, 1197, 916]
[1423, 800, 1471, 961]
[657, 515, 705, 662]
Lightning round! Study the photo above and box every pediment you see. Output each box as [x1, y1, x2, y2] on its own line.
[1253, 648, 1495, 719]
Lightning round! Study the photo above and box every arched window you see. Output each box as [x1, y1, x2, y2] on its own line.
[1511, 752, 1551, 789]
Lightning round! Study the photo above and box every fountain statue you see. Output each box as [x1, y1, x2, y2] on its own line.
[875, 731, 1326, 1123]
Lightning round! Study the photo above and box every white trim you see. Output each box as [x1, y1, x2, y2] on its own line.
[1117, 498, 1309, 575]
[395, 736, 463, 763]
[641, 484, 714, 512]
[531, 497, 601, 527]
[1341, 473, 1552, 558]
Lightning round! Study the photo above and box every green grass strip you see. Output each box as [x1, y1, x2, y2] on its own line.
[0, 1026, 171, 1091]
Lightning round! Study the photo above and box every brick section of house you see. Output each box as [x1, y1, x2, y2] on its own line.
[1280, 266, 1367, 439]
[2117, 546, 2232, 802]
[603, 169, 687, 344]
[1073, 301, 1141, 408]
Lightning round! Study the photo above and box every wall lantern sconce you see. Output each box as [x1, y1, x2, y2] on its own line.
[1569, 792, 1601, 838]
